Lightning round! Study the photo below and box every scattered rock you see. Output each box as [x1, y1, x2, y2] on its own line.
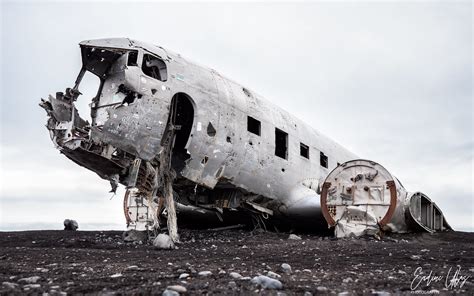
[338, 292, 350, 296]
[64, 219, 78, 231]
[125, 265, 139, 271]
[23, 284, 41, 289]
[153, 234, 175, 249]
[372, 291, 391, 296]
[288, 234, 302, 240]
[162, 289, 179, 296]
[280, 263, 292, 274]
[123, 230, 148, 242]
[2, 282, 18, 289]
[251, 275, 283, 289]
[304, 292, 313, 296]
[110, 273, 122, 278]
[178, 273, 189, 279]
[230, 272, 242, 279]
[267, 271, 281, 279]
[198, 271, 212, 277]
[167, 285, 187, 293]
[18, 276, 40, 284]
[342, 277, 353, 283]
[410, 255, 421, 260]
[316, 286, 328, 292]
[228, 281, 237, 289]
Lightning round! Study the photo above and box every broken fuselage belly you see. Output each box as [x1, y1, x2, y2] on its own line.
[40, 38, 450, 236]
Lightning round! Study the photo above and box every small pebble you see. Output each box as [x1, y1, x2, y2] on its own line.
[167, 285, 187, 293]
[230, 272, 242, 279]
[198, 271, 212, 277]
[251, 275, 283, 289]
[178, 273, 189, 279]
[281, 263, 292, 274]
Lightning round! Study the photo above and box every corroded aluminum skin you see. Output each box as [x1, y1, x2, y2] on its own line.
[44, 39, 357, 216]
[41, 38, 452, 232]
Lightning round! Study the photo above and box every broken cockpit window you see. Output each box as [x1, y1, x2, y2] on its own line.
[127, 51, 138, 66]
[75, 70, 101, 123]
[142, 54, 167, 81]
[81, 46, 126, 78]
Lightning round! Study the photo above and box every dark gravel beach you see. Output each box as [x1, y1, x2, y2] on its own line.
[0, 229, 472, 295]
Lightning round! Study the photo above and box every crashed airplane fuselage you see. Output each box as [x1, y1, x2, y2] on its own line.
[40, 38, 450, 237]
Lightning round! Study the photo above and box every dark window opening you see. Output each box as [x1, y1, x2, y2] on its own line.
[247, 116, 261, 136]
[127, 51, 138, 66]
[275, 128, 288, 160]
[320, 152, 328, 168]
[142, 54, 167, 81]
[117, 84, 142, 105]
[207, 122, 216, 137]
[170, 93, 194, 173]
[300, 143, 309, 159]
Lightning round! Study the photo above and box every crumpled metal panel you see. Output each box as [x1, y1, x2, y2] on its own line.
[97, 94, 170, 161]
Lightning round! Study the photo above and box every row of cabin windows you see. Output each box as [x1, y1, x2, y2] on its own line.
[247, 116, 331, 168]
[127, 51, 336, 169]
[126, 52, 334, 168]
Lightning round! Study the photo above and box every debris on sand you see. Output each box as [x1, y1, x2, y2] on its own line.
[267, 271, 281, 279]
[162, 289, 179, 296]
[198, 271, 212, 277]
[110, 273, 122, 278]
[2, 282, 18, 289]
[280, 263, 292, 274]
[288, 234, 302, 240]
[63, 219, 78, 231]
[229, 272, 242, 279]
[178, 273, 189, 279]
[166, 285, 187, 293]
[123, 230, 148, 242]
[153, 233, 175, 249]
[18, 276, 40, 284]
[251, 275, 283, 289]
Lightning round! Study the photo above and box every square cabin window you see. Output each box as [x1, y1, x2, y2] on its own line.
[275, 128, 288, 160]
[300, 143, 309, 159]
[247, 116, 261, 136]
[320, 152, 328, 168]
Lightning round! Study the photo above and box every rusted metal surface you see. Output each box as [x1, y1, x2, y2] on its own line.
[320, 159, 451, 237]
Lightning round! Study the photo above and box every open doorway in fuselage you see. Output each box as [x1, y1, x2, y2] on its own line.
[169, 93, 195, 174]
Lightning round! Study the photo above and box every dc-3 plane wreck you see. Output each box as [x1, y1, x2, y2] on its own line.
[40, 38, 451, 241]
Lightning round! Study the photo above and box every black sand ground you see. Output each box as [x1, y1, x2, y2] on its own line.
[0, 229, 472, 295]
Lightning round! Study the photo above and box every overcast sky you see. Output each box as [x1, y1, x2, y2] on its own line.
[1, 1, 472, 231]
